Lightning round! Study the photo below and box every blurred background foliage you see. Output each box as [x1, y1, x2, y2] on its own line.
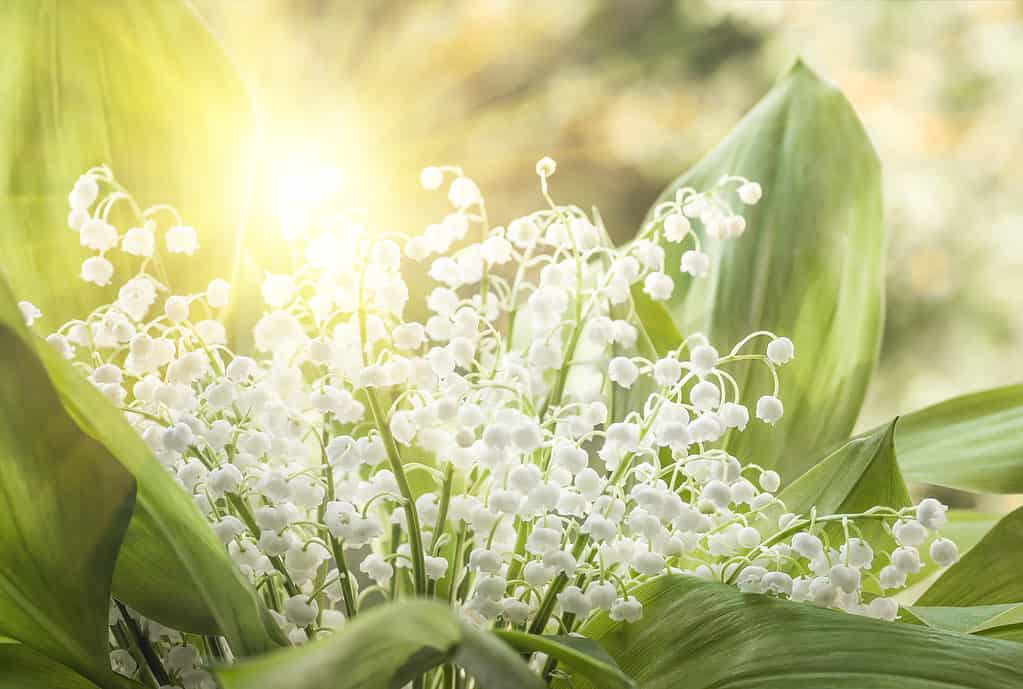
[191, 0, 1023, 435]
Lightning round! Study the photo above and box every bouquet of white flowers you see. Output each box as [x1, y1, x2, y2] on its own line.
[1, 10, 1020, 686]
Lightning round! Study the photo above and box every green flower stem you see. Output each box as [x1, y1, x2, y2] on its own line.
[205, 634, 227, 662]
[115, 600, 170, 687]
[427, 462, 455, 596]
[725, 509, 905, 585]
[318, 424, 358, 618]
[446, 524, 467, 604]
[431, 462, 455, 555]
[225, 492, 316, 639]
[527, 535, 591, 635]
[365, 388, 428, 597]
[503, 519, 530, 585]
[357, 247, 427, 597]
[328, 535, 359, 619]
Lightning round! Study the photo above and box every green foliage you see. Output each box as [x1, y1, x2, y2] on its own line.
[778, 421, 910, 516]
[579, 576, 1023, 689]
[892, 385, 1023, 493]
[495, 631, 634, 689]
[0, 280, 281, 654]
[0, 316, 135, 688]
[903, 604, 1023, 643]
[215, 600, 544, 689]
[0, 644, 138, 689]
[0, 0, 254, 330]
[1, 5, 1021, 681]
[649, 60, 885, 482]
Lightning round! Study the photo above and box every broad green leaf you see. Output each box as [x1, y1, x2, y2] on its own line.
[0, 643, 136, 689]
[581, 575, 1023, 689]
[0, 0, 254, 330]
[890, 385, 1023, 493]
[650, 60, 884, 482]
[0, 280, 281, 654]
[778, 420, 910, 516]
[215, 600, 544, 689]
[0, 321, 135, 686]
[916, 505, 1023, 607]
[495, 631, 634, 689]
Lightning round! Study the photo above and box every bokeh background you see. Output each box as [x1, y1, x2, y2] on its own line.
[192, 0, 1023, 435]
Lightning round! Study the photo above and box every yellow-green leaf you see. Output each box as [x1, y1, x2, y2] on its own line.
[649, 60, 884, 483]
[215, 600, 544, 689]
[0, 0, 254, 329]
[0, 317, 135, 687]
[0, 278, 281, 654]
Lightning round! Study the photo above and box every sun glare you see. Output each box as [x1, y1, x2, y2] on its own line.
[271, 155, 344, 240]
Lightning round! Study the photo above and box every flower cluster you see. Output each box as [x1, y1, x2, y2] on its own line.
[31, 162, 957, 686]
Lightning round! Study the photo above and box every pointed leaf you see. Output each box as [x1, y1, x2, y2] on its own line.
[215, 600, 544, 689]
[494, 631, 635, 689]
[0, 0, 254, 329]
[778, 420, 911, 515]
[903, 603, 1023, 644]
[580, 575, 1023, 689]
[904, 604, 1020, 634]
[650, 60, 884, 482]
[890, 385, 1023, 493]
[0, 318, 135, 686]
[0, 279, 281, 654]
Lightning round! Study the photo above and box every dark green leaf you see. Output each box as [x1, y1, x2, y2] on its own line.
[916, 505, 1023, 607]
[494, 631, 634, 689]
[0, 0, 254, 330]
[215, 600, 544, 689]
[0, 643, 138, 689]
[891, 385, 1023, 493]
[650, 60, 884, 482]
[581, 575, 1023, 688]
[0, 279, 281, 654]
[0, 320, 135, 687]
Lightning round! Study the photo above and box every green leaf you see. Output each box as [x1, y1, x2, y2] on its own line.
[0, 643, 137, 689]
[215, 600, 544, 689]
[778, 420, 911, 515]
[0, 321, 135, 686]
[890, 385, 1023, 493]
[494, 631, 634, 689]
[916, 505, 1023, 608]
[0, 279, 281, 654]
[903, 603, 1023, 644]
[580, 575, 1023, 689]
[650, 59, 884, 482]
[629, 285, 683, 357]
[0, 0, 254, 330]
[903, 604, 1020, 634]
